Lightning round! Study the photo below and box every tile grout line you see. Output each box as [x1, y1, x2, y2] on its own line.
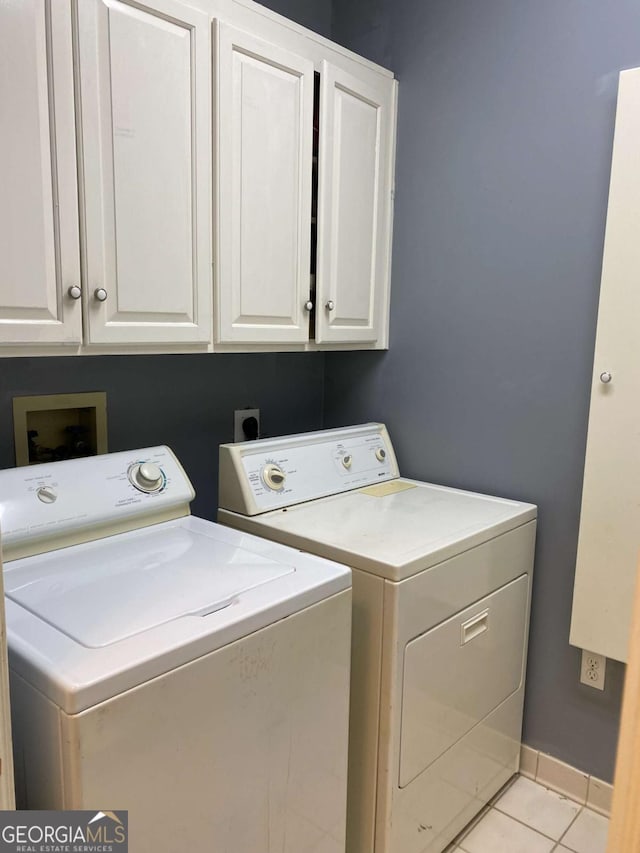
[452, 802, 492, 849]
[453, 773, 608, 852]
[555, 803, 585, 850]
[453, 772, 520, 847]
[456, 804, 572, 851]
[491, 801, 583, 845]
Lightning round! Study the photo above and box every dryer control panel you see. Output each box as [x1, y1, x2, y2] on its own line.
[0, 446, 195, 560]
[219, 423, 399, 516]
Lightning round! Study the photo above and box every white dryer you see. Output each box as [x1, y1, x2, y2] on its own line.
[0, 447, 351, 853]
[218, 423, 537, 853]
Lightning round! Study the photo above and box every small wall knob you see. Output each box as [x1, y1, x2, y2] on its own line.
[94, 288, 108, 302]
[67, 285, 82, 300]
[304, 300, 314, 311]
[600, 371, 613, 384]
[325, 300, 335, 311]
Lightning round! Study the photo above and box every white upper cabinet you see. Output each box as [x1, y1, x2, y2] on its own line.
[0, 0, 81, 345]
[215, 19, 396, 349]
[0, 0, 396, 355]
[316, 61, 394, 345]
[216, 23, 314, 344]
[76, 0, 211, 345]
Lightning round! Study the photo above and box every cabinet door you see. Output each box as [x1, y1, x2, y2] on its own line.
[76, 0, 211, 346]
[316, 62, 395, 345]
[0, 0, 81, 345]
[216, 24, 314, 344]
[570, 68, 640, 663]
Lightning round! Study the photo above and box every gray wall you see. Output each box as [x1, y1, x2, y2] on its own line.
[257, 0, 331, 37]
[0, 354, 324, 520]
[326, 0, 640, 781]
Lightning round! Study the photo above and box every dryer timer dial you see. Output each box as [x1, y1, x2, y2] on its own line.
[261, 463, 286, 491]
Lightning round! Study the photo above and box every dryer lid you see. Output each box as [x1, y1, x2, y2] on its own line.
[4, 523, 295, 648]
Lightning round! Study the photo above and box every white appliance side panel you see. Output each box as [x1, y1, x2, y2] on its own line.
[0, 544, 14, 809]
[10, 672, 64, 810]
[570, 67, 640, 663]
[400, 574, 528, 787]
[56, 592, 351, 853]
[348, 569, 385, 853]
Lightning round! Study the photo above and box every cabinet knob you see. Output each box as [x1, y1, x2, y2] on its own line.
[325, 300, 335, 311]
[67, 285, 82, 300]
[94, 288, 108, 302]
[304, 300, 314, 311]
[600, 371, 613, 384]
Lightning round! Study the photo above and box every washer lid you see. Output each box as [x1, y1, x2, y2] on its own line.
[4, 524, 295, 648]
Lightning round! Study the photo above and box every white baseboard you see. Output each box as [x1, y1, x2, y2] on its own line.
[519, 744, 613, 816]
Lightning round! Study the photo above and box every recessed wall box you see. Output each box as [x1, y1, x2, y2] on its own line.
[13, 393, 108, 467]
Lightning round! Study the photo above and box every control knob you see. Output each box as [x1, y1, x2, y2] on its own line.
[375, 447, 387, 462]
[261, 463, 286, 491]
[36, 486, 57, 504]
[129, 461, 164, 493]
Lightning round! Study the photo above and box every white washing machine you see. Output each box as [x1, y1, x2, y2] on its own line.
[0, 446, 351, 853]
[218, 423, 537, 853]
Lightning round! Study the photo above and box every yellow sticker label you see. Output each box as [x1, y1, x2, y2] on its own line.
[359, 480, 417, 497]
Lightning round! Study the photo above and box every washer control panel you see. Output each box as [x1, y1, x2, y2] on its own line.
[219, 423, 400, 516]
[0, 446, 195, 558]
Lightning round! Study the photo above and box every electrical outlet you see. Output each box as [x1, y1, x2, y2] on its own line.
[580, 649, 606, 691]
[234, 408, 260, 442]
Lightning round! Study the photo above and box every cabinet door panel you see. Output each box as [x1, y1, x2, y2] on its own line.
[570, 68, 640, 663]
[0, 0, 81, 345]
[216, 24, 313, 343]
[316, 62, 393, 344]
[77, 0, 210, 345]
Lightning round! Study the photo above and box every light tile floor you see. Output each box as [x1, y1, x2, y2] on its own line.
[448, 776, 610, 853]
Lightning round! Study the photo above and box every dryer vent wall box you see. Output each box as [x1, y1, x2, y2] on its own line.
[218, 423, 538, 853]
[0, 447, 352, 851]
